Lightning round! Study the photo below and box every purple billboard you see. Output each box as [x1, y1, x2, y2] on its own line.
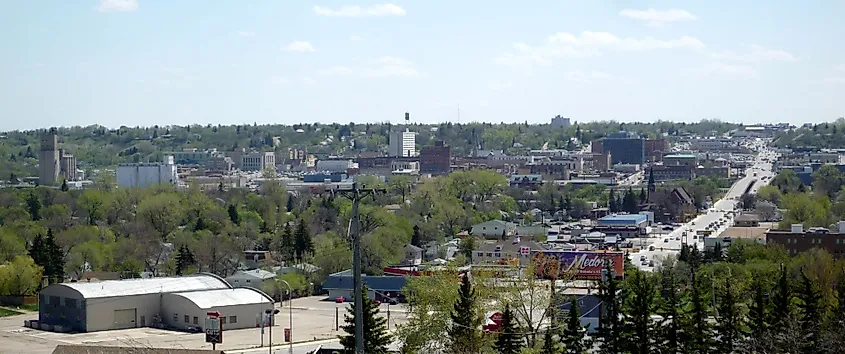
[531, 251, 624, 280]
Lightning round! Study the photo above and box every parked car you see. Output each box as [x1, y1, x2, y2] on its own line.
[335, 296, 346, 303]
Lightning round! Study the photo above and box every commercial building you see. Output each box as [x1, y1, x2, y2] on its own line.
[202, 156, 234, 174]
[420, 141, 451, 175]
[322, 269, 407, 302]
[551, 115, 571, 128]
[315, 159, 354, 173]
[597, 214, 649, 229]
[648, 165, 694, 182]
[241, 151, 275, 171]
[766, 223, 845, 256]
[602, 132, 645, 165]
[388, 130, 416, 157]
[36, 274, 272, 333]
[644, 139, 668, 162]
[116, 156, 179, 188]
[39, 127, 60, 186]
[473, 239, 547, 266]
[663, 154, 698, 167]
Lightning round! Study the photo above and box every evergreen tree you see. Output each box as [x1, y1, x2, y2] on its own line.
[712, 242, 723, 262]
[411, 225, 422, 247]
[293, 219, 314, 262]
[278, 223, 295, 264]
[339, 286, 392, 354]
[193, 216, 207, 231]
[494, 304, 523, 354]
[625, 270, 658, 354]
[561, 298, 590, 354]
[715, 280, 744, 353]
[542, 327, 560, 354]
[796, 271, 822, 352]
[596, 264, 624, 354]
[747, 276, 769, 344]
[449, 273, 484, 354]
[217, 182, 224, 192]
[60, 179, 69, 192]
[683, 272, 713, 354]
[45, 229, 64, 282]
[28, 233, 48, 268]
[26, 192, 41, 221]
[770, 265, 792, 332]
[638, 189, 646, 204]
[608, 189, 617, 213]
[678, 244, 690, 263]
[228, 204, 240, 225]
[687, 244, 703, 270]
[286, 195, 294, 212]
[175, 245, 194, 275]
[656, 268, 683, 354]
[623, 187, 638, 213]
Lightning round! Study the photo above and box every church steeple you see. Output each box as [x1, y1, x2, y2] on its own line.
[647, 168, 656, 193]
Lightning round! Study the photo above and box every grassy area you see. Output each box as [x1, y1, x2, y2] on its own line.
[16, 304, 38, 312]
[0, 308, 23, 317]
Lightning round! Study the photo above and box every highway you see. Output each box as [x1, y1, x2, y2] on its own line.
[629, 140, 777, 270]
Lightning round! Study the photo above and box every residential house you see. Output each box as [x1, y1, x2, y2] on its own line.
[225, 269, 276, 288]
[471, 220, 517, 238]
[404, 244, 423, 266]
[472, 238, 547, 266]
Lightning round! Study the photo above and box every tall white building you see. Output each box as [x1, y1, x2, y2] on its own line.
[241, 151, 275, 171]
[389, 130, 416, 157]
[116, 155, 179, 188]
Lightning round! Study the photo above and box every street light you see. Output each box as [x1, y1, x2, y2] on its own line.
[278, 279, 294, 354]
[264, 308, 279, 354]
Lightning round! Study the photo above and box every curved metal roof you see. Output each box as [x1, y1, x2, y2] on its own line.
[170, 288, 273, 309]
[58, 274, 231, 299]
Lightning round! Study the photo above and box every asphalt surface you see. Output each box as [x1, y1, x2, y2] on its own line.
[630, 142, 777, 270]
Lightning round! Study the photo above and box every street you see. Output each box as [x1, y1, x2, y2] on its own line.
[630, 142, 776, 270]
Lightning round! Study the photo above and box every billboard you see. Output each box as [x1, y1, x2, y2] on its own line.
[532, 251, 624, 280]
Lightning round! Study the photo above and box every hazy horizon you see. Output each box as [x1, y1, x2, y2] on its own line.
[2, 0, 843, 130]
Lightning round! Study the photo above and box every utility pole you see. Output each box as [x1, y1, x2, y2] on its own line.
[334, 182, 385, 354]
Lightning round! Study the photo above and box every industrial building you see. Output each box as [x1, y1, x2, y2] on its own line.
[597, 214, 649, 229]
[36, 274, 272, 333]
[39, 127, 60, 186]
[322, 270, 407, 302]
[116, 155, 179, 188]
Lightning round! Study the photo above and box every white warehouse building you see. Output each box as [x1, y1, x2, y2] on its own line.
[116, 155, 179, 188]
[36, 274, 273, 333]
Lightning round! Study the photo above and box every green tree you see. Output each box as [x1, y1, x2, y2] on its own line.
[60, 179, 68, 192]
[683, 272, 712, 354]
[228, 204, 240, 225]
[796, 271, 822, 353]
[339, 286, 391, 354]
[714, 279, 744, 353]
[26, 192, 41, 221]
[747, 275, 769, 344]
[293, 219, 314, 262]
[541, 327, 559, 354]
[45, 229, 65, 282]
[596, 264, 624, 354]
[137, 193, 183, 240]
[174, 245, 195, 275]
[27, 233, 48, 270]
[459, 236, 476, 262]
[561, 298, 590, 354]
[812, 164, 843, 199]
[625, 270, 658, 354]
[411, 224, 422, 247]
[449, 273, 484, 354]
[608, 189, 617, 213]
[494, 304, 523, 354]
[0, 255, 43, 296]
[78, 189, 107, 225]
[656, 267, 683, 354]
[770, 265, 792, 333]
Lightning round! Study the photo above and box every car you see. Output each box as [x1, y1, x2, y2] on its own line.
[335, 296, 346, 303]
[664, 239, 669, 243]
[649, 246, 655, 251]
[641, 261, 649, 266]
[640, 255, 647, 261]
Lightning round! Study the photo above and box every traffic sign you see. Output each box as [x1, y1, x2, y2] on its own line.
[205, 315, 222, 344]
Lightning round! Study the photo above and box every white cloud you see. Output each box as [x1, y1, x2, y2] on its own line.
[282, 41, 316, 53]
[313, 4, 406, 17]
[688, 62, 759, 79]
[562, 71, 615, 83]
[271, 76, 289, 84]
[495, 31, 705, 67]
[619, 9, 697, 27]
[710, 44, 797, 63]
[350, 35, 362, 41]
[238, 31, 256, 37]
[303, 77, 318, 86]
[95, 0, 138, 12]
[319, 56, 423, 78]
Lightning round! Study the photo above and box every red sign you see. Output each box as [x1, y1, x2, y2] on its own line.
[532, 251, 624, 280]
[489, 312, 503, 325]
[284, 327, 291, 343]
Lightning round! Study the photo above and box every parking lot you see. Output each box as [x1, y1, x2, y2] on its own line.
[0, 296, 409, 354]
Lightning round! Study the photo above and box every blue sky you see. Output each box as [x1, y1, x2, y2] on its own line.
[1, 0, 843, 130]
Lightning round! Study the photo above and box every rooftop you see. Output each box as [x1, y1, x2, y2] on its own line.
[58, 274, 230, 299]
[663, 154, 697, 159]
[170, 288, 273, 309]
[598, 214, 649, 223]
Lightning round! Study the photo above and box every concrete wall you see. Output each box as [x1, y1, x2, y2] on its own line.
[117, 163, 178, 188]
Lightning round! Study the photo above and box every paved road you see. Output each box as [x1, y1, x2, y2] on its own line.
[630, 143, 777, 270]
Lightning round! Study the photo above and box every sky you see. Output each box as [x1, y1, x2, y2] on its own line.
[1, 0, 844, 130]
